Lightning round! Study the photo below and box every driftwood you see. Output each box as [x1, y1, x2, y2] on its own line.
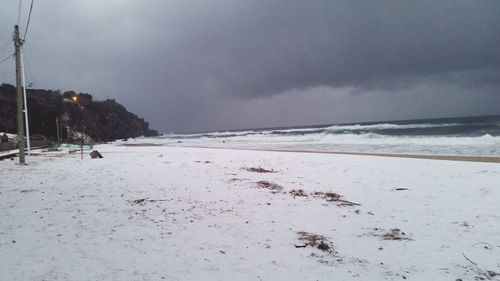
[129, 197, 168, 206]
[256, 181, 283, 193]
[313, 192, 360, 206]
[246, 167, 274, 173]
[296, 231, 336, 253]
[462, 252, 477, 265]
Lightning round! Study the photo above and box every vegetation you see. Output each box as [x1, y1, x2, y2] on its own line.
[0, 83, 158, 141]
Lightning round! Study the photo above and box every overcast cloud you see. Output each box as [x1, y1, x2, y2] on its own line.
[1, 0, 499, 133]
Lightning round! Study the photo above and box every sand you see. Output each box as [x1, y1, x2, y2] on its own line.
[1, 144, 499, 280]
[188, 146, 500, 163]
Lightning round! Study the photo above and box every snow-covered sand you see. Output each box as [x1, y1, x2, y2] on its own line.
[1, 144, 499, 280]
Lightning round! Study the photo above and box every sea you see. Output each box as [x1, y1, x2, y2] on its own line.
[151, 115, 500, 156]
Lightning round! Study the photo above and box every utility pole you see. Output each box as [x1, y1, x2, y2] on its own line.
[14, 25, 25, 164]
[21, 52, 31, 155]
[56, 117, 60, 144]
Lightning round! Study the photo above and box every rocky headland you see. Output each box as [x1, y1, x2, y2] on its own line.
[0, 83, 158, 141]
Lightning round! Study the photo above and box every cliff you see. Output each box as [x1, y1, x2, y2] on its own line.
[0, 83, 158, 141]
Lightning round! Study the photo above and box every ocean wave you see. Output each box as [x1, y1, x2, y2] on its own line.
[163, 130, 499, 145]
[145, 131, 500, 156]
[163, 122, 465, 139]
[162, 130, 259, 139]
[169, 131, 499, 147]
[317, 133, 499, 146]
[150, 116, 500, 156]
[323, 123, 459, 132]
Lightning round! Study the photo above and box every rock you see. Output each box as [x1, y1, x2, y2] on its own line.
[90, 150, 103, 159]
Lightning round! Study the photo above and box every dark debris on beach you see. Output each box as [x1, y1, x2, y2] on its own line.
[246, 167, 275, 173]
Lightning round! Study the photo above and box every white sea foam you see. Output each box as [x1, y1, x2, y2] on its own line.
[164, 122, 461, 139]
[323, 123, 459, 132]
[318, 133, 499, 146]
[148, 119, 500, 156]
[148, 131, 500, 156]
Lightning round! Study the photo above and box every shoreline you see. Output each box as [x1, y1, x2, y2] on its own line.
[266, 149, 500, 163]
[150, 145, 500, 163]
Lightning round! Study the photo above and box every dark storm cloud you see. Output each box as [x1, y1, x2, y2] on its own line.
[1, 0, 499, 132]
[143, 0, 500, 98]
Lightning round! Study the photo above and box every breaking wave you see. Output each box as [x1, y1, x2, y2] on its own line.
[149, 115, 500, 156]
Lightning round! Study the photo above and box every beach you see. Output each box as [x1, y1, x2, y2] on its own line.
[1, 144, 499, 280]
[1, 1, 497, 279]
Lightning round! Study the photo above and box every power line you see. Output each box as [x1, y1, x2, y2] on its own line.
[22, 51, 36, 87]
[0, 32, 14, 58]
[23, 0, 34, 40]
[0, 53, 14, 65]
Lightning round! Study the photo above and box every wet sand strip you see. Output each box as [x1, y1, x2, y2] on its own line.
[182, 146, 500, 163]
[274, 150, 500, 163]
[119, 143, 164, 147]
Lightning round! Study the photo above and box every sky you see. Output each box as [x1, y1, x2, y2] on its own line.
[0, 0, 499, 133]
